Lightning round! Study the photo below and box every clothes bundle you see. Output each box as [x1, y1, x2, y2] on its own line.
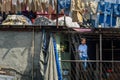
[2, 15, 32, 25]
[33, 16, 55, 25]
[53, 16, 80, 28]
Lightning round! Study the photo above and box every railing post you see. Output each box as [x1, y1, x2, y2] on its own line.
[96, 43, 99, 80]
[111, 40, 114, 71]
[100, 33, 102, 80]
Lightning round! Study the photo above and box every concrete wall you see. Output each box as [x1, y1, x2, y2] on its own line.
[0, 31, 42, 80]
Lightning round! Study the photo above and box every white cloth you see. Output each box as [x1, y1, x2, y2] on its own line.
[54, 16, 80, 28]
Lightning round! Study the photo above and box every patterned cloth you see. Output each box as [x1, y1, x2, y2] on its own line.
[71, 0, 98, 22]
[2, 15, 32, 25]
[34, 16, 55, 25]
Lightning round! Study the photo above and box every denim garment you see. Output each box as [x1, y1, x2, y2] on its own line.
[97, 2, 117, 27]
[58, 0, 71, 15]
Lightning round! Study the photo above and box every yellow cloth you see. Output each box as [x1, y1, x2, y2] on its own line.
[71, 0, 98, 22]
[72, 10, 83, 23]
[71, 0, 86, 22]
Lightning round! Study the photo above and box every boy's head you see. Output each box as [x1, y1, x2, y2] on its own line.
[81, 38, 86, 45]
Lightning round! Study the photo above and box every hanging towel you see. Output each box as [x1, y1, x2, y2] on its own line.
[39, 31, 46, 80]
[53, 36, 62, 80]
[16, 0, 21, 12]
[44, 35, 58, 80]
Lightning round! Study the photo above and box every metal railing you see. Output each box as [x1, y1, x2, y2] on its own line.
[61, 60, 120, 80]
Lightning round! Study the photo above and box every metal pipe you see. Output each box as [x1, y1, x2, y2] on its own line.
[111, 40, 114, 71]
[96, 43, 99, 80]
[100, 33, 102, 80]
[60, 60, 120, 63]
[56, 0, 58, 28]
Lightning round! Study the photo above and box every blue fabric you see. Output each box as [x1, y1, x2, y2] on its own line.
[99, 14, 116, 27]
[58, 0, 71, 15]
[97, 1, 119, 27]
[43, 30, 47, 51]
[52, 35, 62, 80]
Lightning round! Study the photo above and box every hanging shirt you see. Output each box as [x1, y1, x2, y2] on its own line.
[78, 44, 88, 58]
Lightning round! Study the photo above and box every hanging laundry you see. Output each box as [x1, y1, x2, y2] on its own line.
[71, 0, 86, 22]
[58, 0, 71, 15]
[72, 10, 83, 23]
[88, 1, 98, 14]
[16, 0, 21, 12]
[97, 1, 117, 27]
[11, 0, 17, 13]
[71, 0, 98, 23]
[48, 0, 56, 14]
[39, 31, 46, 80]
[96, 0, 120, 4]
[25, 0, 30, 11]
[116, 17, 120, 28]
[41, 2, 47, 13]
[44, 35, 58, 80]
[21, 0, 26, 11]
[36, 0, 43, 12]
[39, 32, 62, 80]
[5, 0, 11, 13]
[1, 0, 17, 13]
[31, 0, 35, 12]
[0, 0, 2, 11]
[1, 0, 6, 12]
[41, 0, 48, 3]
[53, 35, 62, 80]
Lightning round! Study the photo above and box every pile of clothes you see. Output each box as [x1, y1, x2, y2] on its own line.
[2, 15, 32, 25]
[33, 16, 55, 25]
[54, 16, 80, 28]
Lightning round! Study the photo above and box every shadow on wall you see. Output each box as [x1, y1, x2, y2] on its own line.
[0, 31, 42, 80]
